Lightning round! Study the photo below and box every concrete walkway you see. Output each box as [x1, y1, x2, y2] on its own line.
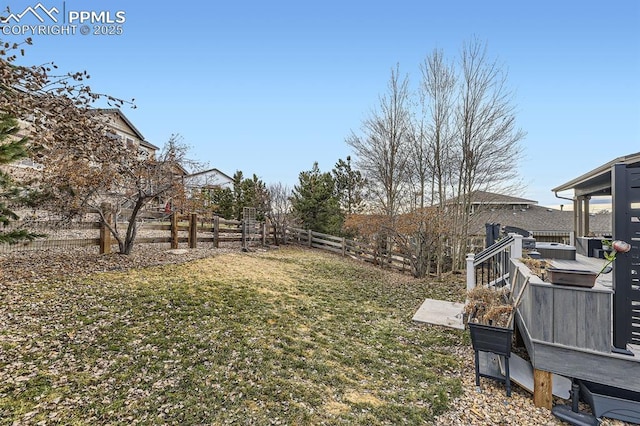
[412, 298, 465, 330]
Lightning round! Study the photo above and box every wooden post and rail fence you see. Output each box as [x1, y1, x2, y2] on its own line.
[99, 213, 257, 254]
[285, 227, 414, 274]
[2, 219, 414, 275]
[1, 213, 265, 254]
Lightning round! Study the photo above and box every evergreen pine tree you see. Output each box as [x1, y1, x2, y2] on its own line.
[231, 171, 269, 221]
[211, 187, 234, 219]
[332, 156, 366, 214]
[0, 113, 38, 243]
[291, 162, 343, 235]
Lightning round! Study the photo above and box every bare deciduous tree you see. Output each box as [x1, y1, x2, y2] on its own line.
[346, 64, 412, 217]
[344, 39, 525, 275]
[414, 48, 458, 276]
[266, 182, 291, 245]
[0, 37, 191, 255]
[419, 49, 457, 208]
[40, 133, 190, 255]
[450, 38, 526, 268]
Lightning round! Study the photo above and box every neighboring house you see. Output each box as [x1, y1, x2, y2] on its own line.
[5, 106, 237, 218]
[9, 108, 159, 169]
[4, 108, 168, 219]
[346, 190, 612, 248]
[183, 168, 234, 191]
[464, 190, 538, 214]
[465, 191, 612, 244]
[94, 108, 159, 160]
[173, 168, 234, 213]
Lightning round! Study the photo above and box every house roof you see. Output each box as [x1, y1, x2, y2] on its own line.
[185, 168, 234, 186]
[351, 191, 612, 237]
[468, 204, 611, 235]
[93, 108, 159, 151]
[468, 190, 538, 206]
[551, 151, 640, 197]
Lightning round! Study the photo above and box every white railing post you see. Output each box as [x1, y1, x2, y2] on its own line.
[466, 253, 476, 294]
[511, 233, 523, 260]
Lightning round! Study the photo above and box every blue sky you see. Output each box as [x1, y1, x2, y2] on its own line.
[3, 0, 639, 208]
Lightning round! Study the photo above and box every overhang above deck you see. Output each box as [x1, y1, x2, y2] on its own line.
[551, 151, 640, 243]
[552, 151, 640, 198]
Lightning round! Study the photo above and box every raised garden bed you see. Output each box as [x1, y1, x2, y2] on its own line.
[546, 267, 597, 288]
[468, 322, 514, 397]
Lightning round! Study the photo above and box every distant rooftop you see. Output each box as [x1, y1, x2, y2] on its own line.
[468, 190, 538, 206]
[469, 204, 611, 236]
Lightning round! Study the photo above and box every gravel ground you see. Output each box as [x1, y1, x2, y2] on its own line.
[433, 345, 632, 425]
[1, 244, 635, 425]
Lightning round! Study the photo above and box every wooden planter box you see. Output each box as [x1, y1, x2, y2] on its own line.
[469, 322, 514, 396]
[546, 268, 597, 288]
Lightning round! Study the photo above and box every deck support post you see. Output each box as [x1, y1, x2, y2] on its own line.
[533, 368, 553, 409]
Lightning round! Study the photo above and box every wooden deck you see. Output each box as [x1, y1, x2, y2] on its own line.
[511, 255, 640, 393]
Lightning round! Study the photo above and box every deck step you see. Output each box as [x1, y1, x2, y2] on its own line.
[412, 298, 465, 330]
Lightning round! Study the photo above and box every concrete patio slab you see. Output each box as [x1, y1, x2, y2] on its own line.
[412, 298, 465, 330]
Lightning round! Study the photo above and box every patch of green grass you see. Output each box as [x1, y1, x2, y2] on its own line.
[0, 247, 466, 424]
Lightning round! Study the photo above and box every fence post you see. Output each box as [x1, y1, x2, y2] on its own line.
[308, 229, 312, 248]
[213, 216, 219, 248]
[262, 222, 267, 246]
[189, 213, 197, 249]
[342, 237, 346, 256]
[99, 209, 112, 255]
[466, 253, 476, 295]
[241, 219, 246, 250]
[170, 213, 178, 249]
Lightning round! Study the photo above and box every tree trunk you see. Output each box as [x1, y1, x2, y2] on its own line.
[121, 194, 147, 255]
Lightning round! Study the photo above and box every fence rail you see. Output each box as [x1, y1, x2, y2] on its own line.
[0, 214, 265, 254]
[287, 227, 413, 274]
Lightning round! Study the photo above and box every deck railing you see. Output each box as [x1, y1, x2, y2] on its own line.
[466, 234, 523, 294]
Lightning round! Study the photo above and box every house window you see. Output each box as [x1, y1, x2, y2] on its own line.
[126, 137, 136, 150]
[106, 131, 122, 141]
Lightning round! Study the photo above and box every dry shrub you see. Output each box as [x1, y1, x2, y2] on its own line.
[519, 258, 547, 280]
[464, 285, 513, 328]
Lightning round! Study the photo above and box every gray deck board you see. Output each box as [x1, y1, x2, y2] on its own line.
[554, 288, 577, 347]
[512, 254, 639, 394]
[532, 340, 640, 393]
